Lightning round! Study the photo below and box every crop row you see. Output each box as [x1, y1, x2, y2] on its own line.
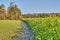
[25, 17, 60, 40]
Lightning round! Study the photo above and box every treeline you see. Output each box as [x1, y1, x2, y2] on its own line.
[0, 2, 22, 20]
[23, 13, 60, 18]
[0, 2, 60, 19]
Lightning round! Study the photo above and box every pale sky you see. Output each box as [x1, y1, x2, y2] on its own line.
[0, 0, 60, 14]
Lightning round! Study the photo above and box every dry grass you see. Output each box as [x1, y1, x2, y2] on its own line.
[0, 20, 22, 40]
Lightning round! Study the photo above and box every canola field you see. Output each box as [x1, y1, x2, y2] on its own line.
[0, 20, 22, 40]
[25, 17, 60, 40]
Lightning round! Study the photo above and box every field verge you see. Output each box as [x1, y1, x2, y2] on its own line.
[0, 20, 22, 40]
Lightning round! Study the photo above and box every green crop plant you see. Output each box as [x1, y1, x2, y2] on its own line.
[25, 17, 60, 40]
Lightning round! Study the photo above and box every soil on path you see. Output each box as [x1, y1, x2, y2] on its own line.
[12, 21, 34, 40]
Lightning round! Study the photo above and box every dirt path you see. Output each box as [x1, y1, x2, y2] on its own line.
[12, 21, 34, 40]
